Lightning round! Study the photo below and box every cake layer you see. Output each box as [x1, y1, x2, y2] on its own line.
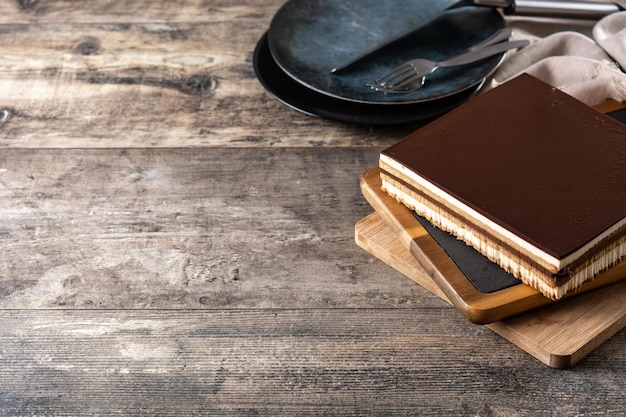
[380, 170, 626, 300]
[379, 74, 626, 299]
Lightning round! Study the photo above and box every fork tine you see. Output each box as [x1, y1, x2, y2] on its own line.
[373, 70, 409, 87]
[379, 68, 415, 87]
[372, 72, 424, 93]
[374, 65, 423, 91]
[389, 72, 425, 90]
[373, 61, 415, 86]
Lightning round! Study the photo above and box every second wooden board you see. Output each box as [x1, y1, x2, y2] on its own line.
[355, 211, 626, 368]
[360, 167, 626, 324]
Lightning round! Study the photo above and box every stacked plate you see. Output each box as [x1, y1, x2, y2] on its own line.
[254, 0, 508, 125]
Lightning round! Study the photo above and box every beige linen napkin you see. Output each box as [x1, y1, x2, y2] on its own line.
[594, 12, 626, 68]
[492, 11, 626, 105]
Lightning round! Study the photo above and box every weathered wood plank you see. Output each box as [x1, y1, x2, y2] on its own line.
[0, 0, 283, 24]
[0, 16, 418, 148]
[0, 147, 440, 309]
[0, 309, 624, 416]
[1, 1, 624, 414]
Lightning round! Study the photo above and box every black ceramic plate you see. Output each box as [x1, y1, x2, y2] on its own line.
[268, 0, 506, 105]
[254, 32, 483, 125]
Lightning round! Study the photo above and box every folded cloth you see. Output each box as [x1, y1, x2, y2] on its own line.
[492, 11, 626, 105]
[593, 12, 626, 69]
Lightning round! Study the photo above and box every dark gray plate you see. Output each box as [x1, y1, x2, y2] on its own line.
[254, 32, 483, 125]
[268, 0, 506, 105]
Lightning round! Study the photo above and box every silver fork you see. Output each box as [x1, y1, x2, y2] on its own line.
[370, 38, 529, 94]
[369, 27, 513, 90]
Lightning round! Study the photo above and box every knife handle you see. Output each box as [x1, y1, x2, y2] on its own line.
[474, 0, 621, 19]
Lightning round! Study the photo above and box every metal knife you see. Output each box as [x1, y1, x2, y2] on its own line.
[330, 0, 622, 73]
[476, 0, 621, 18]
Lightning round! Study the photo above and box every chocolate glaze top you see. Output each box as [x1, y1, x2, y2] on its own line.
[382, 74, 626, 259]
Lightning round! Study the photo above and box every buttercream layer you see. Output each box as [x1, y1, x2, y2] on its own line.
[380, 166, 626, 300]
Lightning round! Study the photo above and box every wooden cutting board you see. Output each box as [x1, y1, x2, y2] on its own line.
[356, 211, 626, 368]
[360, 167, 626, 324]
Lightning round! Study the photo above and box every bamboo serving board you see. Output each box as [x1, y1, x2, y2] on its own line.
[355, 211, 626, 368]
[360, 167, 626, 324]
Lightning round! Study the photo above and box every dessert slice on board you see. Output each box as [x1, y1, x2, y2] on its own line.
[379, 74, 626, 300]
[360, 167, 626, 324]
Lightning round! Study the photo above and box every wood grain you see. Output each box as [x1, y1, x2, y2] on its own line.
[0, 5, 419, 148]
[356, 211, 626, 368]
[1, 0, 625, 414]
[0, 147, 447, 309]
[355, 214, 450, 301]
[1, 309, 625, 416]
[0, 0, 283, 24]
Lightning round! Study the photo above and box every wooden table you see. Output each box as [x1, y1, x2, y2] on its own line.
[0, 1, 624, 415]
